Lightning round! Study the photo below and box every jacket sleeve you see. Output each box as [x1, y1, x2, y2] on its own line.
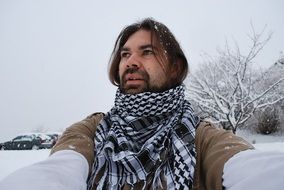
[193, 121, 254, 190]
[0, 150, 89, 190]
[50, 112, 104, 173]
[223, 149, 284, 190]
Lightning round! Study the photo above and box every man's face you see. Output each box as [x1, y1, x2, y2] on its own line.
[118, 30, 171, 94]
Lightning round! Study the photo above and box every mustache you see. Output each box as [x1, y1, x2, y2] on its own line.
[121, 68, 149, 81]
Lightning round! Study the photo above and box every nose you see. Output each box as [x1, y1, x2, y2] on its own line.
[126, 54, 141, 68]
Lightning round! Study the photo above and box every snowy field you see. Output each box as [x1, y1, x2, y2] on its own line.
[0, 135, 284, 181]
[0, 149, 50, 180]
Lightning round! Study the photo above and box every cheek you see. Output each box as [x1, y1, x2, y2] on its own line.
[145, 67, 165, 83]
[148, 64, 166, 76]
[118, 62, 125, 79]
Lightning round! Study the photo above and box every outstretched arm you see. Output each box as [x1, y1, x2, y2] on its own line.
[50, 112, 104, 173]
[193, 121, 254, 190]
[0, 113, 103, 190]
[223, 149, 284, 190]
[0, 150, 88, 190]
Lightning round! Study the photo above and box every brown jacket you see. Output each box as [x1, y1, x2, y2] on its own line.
[51, 113, 253, 190]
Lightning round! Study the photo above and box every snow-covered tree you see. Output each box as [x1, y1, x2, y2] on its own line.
[255, 54, 284, 100]
[186, 28, 284, 133]
[255, 105, 281, 135]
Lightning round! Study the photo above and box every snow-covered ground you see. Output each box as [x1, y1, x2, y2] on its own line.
[237, 129, 284, 152]
[237, 129, 284, 144]
[0, 149, 50, 180]
[0, 133, 284, 181]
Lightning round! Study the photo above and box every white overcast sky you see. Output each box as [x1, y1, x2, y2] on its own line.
[0, 0, 283, 140]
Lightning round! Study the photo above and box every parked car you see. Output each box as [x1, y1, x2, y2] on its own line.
[0, 134, 42, 150]
[23, 133, 55, 149]
[0, 133, 55, 150]
[46, 133, 60, 147]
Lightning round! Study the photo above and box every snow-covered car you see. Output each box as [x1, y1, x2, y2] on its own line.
[0, 133, 55, 150]
[46, 133, 61, 147]
[23, 133, 55, 149]
[0, 135, 42, 150]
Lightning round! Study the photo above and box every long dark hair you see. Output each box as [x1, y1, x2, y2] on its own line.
[108, 18, 189, 87]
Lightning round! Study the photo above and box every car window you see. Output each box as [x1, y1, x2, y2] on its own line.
[13, 135, 32, 142]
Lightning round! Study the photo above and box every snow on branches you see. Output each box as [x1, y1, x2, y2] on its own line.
[186, 27, 284, 133]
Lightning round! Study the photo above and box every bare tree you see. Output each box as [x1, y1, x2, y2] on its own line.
[186, 27, 284, 133]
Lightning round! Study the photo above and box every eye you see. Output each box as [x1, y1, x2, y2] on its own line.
[143, 49, 154, 56]
[120, 51, 130, 58]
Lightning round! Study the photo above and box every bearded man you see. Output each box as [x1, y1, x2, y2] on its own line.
[1, 18, 284, 190]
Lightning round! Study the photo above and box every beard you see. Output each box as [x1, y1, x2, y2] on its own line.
[120, 68, 170, 94]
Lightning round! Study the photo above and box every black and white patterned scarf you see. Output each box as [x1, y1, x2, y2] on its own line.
[88, 85, 199, 190]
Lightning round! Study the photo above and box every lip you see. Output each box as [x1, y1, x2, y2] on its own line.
[124, 74, 144, 86]
[125, 73, 144, 82]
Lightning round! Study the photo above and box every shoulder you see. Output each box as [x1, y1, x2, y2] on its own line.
[80, 112, 105, 127]
[196, 121, 253, 150]
[65, 112, 105, 133]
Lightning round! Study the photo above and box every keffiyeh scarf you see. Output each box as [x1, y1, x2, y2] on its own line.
[88, 85, 199, 190]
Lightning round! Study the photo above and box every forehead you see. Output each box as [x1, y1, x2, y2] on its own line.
[123, 29, 157, 48]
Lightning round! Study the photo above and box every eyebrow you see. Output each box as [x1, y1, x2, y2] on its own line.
[139, 44, 155, 50]
[121, 44, 156, 52]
